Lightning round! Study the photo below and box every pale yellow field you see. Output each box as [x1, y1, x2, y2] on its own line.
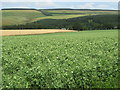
[32, 14, 89, 22]
[0, 29, 76, 36]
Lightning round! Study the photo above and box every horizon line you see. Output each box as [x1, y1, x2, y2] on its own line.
[1, 7, 118, 10]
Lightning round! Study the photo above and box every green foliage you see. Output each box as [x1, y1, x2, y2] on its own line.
[2, 14, 118, 30]
[2, 30, 118, 88]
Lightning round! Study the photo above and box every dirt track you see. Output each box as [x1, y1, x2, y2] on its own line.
[0, 29, 76, 36]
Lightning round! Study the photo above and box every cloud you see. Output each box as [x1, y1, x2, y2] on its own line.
[35, 2, 58, 9]
[1, 1, 59, 9]
[69, 3, 117, 10]
[1, 0, 119, 2]
[1, 2, 118, 10]
[95, 5, 110, 9]
[1, 0, 53, 2]
[97, 5, 117, 10]
[75, 3, 94, 9]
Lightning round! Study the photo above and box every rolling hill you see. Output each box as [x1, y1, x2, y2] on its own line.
[2, 10, 45, 26]
[1, 8, 118, 26]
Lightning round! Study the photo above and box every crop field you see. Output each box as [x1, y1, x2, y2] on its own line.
[2, 10, 45, 26]
[1, 9, 118, 26]
[31, 14, 89, 22]
[1, 10, 90, 26]
[45, 10, 117, 15]
[1, 29, 76, 36]
[2, 30, 118, 88]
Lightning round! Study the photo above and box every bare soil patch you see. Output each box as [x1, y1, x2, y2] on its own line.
[0, 29, 76, 36]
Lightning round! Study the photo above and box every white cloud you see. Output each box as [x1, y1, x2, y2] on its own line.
[75, 3, 94, 9]
[97, 5, 109, 8]
[35, 2, 58, 9]
[1, 0, 53, 2]
[0, 1, 118, 10]
[1, 0, 119, 2]
[95, 5, 111, 9]
[96, 5, 117, 10]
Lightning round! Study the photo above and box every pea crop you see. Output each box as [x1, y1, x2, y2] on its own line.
[2, 30, 118, 88]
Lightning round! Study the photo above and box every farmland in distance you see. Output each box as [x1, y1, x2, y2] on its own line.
[1, 10, 45, 26]
[1, 9, 118, 26]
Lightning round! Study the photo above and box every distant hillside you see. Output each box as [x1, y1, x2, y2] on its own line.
[1, 8, 118, 28]
[2, 10, 45, 26]
[2, 14, 118, 30]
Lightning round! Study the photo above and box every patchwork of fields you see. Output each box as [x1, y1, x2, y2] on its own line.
[2, 30, 118, 88]
[1, 9, 118, 26]
[2, 10, 87, 26]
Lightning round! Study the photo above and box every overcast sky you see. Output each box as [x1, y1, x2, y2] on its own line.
[0, 0, 119, 10]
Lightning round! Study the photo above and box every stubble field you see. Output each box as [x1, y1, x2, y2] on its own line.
[1, 29, 76, 36]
